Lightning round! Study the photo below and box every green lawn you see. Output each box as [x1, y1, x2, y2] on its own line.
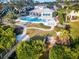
[69, 21, 79, 40]
[28, 23, 51, 29]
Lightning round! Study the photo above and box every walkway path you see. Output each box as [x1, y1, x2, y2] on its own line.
[0, 43, 19, 59]
[15, 23, 55, 31]
[27, 23, 65, 31]
[15, 22, 65, 32]
[27, 27, 54, 31]
[2, 44, 18, 59]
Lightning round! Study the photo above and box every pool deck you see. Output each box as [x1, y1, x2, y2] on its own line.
[15, 16, 57, 31]
[15, 18, 45, 23]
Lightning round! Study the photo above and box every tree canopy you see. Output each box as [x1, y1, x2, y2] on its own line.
[16, 39, 46, 59]
[0, 25, 16, 52]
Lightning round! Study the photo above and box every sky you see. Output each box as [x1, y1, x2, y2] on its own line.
[34, 0, 56, 2]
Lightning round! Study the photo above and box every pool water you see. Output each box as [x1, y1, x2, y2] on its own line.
[20, 17, 45, 23]
[18, 16, 56, 27]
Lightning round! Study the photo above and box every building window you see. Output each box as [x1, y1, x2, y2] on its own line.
[39, 14, 41, 16]
[43, 13, 50, 16]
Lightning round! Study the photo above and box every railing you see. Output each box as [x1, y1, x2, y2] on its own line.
[0, 43, 19, 59]
[0, 48, 11, 59]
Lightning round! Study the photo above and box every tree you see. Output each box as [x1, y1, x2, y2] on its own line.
[59, 30, 69, 40]
[3, 11, 17, 23]
[57, 0, 62, 3]
[15, 0, 34, 9]
[58, 30, 70, 45]
[0, 45, 5, 53]
[0, 25, 16, 50]
[49, 45, 79, 59]
[69, 4, 79, 12]
[49, 45, 65, 59]
[16, 40, 46, 59]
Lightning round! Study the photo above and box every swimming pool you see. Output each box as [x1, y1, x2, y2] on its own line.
[19, 16, 45, 23]
[16, 16, 56, 27]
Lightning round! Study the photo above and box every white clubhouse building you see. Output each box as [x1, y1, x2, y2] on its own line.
[29, 6, 54, 20]
[16, 6, 57, 27]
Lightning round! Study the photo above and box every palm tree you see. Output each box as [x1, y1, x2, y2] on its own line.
[58, 30, 70, 45]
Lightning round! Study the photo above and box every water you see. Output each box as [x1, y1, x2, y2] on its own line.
[20, 17, 45, 23]
[18, 16, 56, 27]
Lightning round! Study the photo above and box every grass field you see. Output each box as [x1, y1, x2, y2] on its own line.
[28, 23, 51, 29]
[69, 21, 79, 39]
